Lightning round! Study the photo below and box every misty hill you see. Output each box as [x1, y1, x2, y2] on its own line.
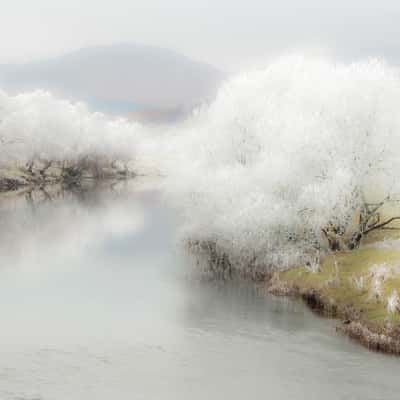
[0, 44, 224, 118]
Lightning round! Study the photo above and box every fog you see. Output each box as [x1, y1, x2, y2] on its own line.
[1, 0, 400, 70]
[2, 3, 400, 397]
[3, 53, 400, 275]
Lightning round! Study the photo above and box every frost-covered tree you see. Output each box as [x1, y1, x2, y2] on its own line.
[162, 55, 400, 272]
[0, 90, 145, 164]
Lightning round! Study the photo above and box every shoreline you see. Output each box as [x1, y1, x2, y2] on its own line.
[187, 235, 400, 355]
[0, 156, 137, 192]
[267, 252, 400, 355]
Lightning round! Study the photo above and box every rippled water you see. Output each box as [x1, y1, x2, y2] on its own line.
[0, 179, 398, 400]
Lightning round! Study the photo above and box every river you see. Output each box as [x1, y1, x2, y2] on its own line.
[0, 179, 398, 400]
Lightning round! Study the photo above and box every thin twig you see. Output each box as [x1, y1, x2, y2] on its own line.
[364, 217, 400, 235]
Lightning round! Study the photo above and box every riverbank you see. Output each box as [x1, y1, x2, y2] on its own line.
[0, 156, 137, 191]
[268, 227, 400, 354]
[186, 218, 400, 354]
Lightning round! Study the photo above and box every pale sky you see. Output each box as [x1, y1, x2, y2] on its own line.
[1, 0, 400, 70]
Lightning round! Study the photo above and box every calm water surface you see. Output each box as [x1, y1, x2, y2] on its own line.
[0, 179, 398, 400]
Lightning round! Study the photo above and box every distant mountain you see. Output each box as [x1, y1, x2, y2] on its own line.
[0, 44, 224, 119]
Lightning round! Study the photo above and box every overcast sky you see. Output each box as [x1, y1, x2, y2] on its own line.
[1, 0, 400, 71]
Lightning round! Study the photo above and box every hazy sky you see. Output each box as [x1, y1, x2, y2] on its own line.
[1, 0, 400, 70]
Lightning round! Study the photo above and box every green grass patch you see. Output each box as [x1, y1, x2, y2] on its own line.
[280, 245, 400, 324]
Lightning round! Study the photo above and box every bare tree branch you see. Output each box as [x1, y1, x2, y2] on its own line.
[363, 216, 400, 235]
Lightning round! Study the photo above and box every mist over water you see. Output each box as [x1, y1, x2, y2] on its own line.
[3, 54, 400, 272]
[1, 54, 400, 397]
[0, 181, 399, 400]
[3, 54, 400, 273]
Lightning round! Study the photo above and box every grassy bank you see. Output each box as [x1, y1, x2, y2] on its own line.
[269, 226, 400, 354]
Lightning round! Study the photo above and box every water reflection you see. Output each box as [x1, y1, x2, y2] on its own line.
[0, 180, 399, 400]
[0, 181, 145, 270]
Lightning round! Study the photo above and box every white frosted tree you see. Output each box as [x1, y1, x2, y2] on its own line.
[0, 89, 145, 164]
[163, 55, 400, 271]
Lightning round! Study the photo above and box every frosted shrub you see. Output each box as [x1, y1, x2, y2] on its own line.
[349, 275, 365, 292]
[368, 263, 398, 302]
[163, 55, 400, 273]
[369, 263, 393, 281]
[0, 90, 146, 163]
[369, 276, 383, 302]
[305, 257, 320, 274]
[387, 290, 400, 314]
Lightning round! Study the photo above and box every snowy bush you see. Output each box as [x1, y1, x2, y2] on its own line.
[305, 258, 321, 274]
[387, 290, 400, 314]
[163, 55, 400, 272]
[369, 275, 384, 302]
[349, 275, 365, 293]
[0, 90, 146, 163]
[369, 263, 394, 281]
